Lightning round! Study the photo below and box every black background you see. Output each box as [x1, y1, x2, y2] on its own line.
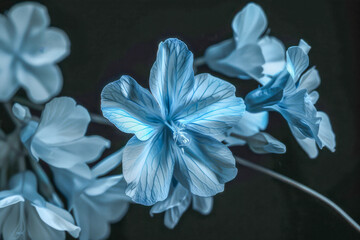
[1, 0, 360, 239]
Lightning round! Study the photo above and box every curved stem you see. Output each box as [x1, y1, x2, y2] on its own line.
[235, 156, 360, 233]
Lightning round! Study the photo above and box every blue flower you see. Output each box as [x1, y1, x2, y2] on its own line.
[0, 171, 80, 239]
[52, 149, 130, 240]
[101, 38, 245, 205]
[204, 2, 285, 84]
[0, 2, 70, 103]
[16, 97, 110, 170]
[150, 179, 213, 229]
[245, 40, 335, 156]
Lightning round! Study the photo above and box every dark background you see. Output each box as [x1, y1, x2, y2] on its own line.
[1, 0, 360, 239]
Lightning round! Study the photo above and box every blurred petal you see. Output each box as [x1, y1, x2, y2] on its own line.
[16, 63, 63, 103]
[259, 36, 286, 78]
[101, 76, 161, 141]
[91, 148, 123, 178]
[0, 15, 14, 50]
[232, 3, 267, 46]
[149, 38, 194, 116]
[84, 175, 123, 196]
[192, 196, 213, 215]
[34, 97, 90, 144]
[286, 46, 309, 82]
[12, 103, 31, 122]
[308, 91, 319, 104]
[174, 131, 237, 197]
[151, 183, 191, 229]
[176, 73, 245, 141]
[246, 132, 286, 154]
[204, 39, 236, 76]
[0, 51, 18, 102]
[317, 111, 336, 152]
[22, 27, 70, 66]
[298, 66, 321, 92]
[123, 132, 174, 205]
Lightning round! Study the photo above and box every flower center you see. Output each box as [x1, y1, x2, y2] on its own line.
[165, 121, 191, 147]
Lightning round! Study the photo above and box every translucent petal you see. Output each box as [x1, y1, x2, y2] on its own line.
[91, 148, 123, 178]
[16, 63, 63, 103]
[317, 111, 336, 152]
[150, 183, 191, 229]
[149, 38, 194, 116]
[204, 39, 236, 76]
[12, 103, 31, 122]
[84, 175, 123, 196]
[308, 91, 319, 104]
[0, 15, 14, 51]
[192, 196, 213, 215]
[21, 27, 70, 66]
[101, 76, 161, 141]
[123, 131, 175, 205]
[294, 135, 318, 159]
[176, 73, 245, 141]
[34, 97, 90, 144]
[230, 111, 268, 137]
[173, 131, 237, 197]
[298, 39, 311, 54]
[0, 50, 18, 102]
[286, 46, 309, 82]
[0, 195, 25, 208]
[232, 3, 267, 46]
[246, 132, 286, 154]
[298, 66, 321, 92]
[259, 36, 286, 78]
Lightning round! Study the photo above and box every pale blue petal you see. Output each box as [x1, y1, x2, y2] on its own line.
[298, 66, 321, 92]
[0, 15, 14, 51]
[0, 51, 18, 102]
[219, 44, 265, 79]
[12, 103, 31, 122]
[15, 63, 63, 103]
[149, 38, 194, 116]
[176, 73, 245, 141]
[173, 131, 237, 197]
[230, 111, 269, 137]
[192, 196, 213, 215]
[8, 172, 43, 205]
[317, 111, 336, 152]
[258, 36, 286, 79]
[232, 3, 267, 46]
[298, 39, 311, 54]
[21, 27, 70, 66]
[204, 39, 236, 76]
[0, 194, 24, 208]
[34, 97, 90, 144]
[84, 175, 123, 196]
[246, 132, 286, 154]
[308, 91, 319, 104]
[294, 136, 318, 159]
[101, 76, 161, 141]
[150, 183, 191, 229]
[286, 46, 309, 82]
[91, 148, 123, 178]
[123, 131, 174, 205]
[31, 135, 110, 168]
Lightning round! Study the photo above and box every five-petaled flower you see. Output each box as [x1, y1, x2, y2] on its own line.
[0, 2, 69, 103]
[101, 38, 245, 205]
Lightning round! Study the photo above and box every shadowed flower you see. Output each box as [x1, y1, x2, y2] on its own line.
[52, 149, 130, 240]
[0, 2, 70, 103]
[101, 38, 245, 205]
[15, 97, 110, 169]
[245, 40, 335, 157]
[150, 179, 212, 229]
[204, 2, 285, 84]
[0, 171, 80, 240]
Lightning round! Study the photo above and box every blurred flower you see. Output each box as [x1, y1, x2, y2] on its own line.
[150, 180, 212, 229]
[16, 97, 110, 169]
[0, 2, 70, 103]
[0, 129, 24, 169]
[53, 149, 130, 240]
[0, 171, 80, 240]
[245, 40, 335, 157]
[225, 111, 286, 154]
[101, 38, 244, 205]
[204, 2, 285, 84]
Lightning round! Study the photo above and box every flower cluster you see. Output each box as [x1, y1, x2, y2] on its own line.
[0, 1, 337, 239]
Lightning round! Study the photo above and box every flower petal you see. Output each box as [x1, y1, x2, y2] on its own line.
[123, 131, 175, 205]
[91, 148, 123, 178]
[84, 175, 123, 196]
[16, 63, 63, 103]
[149, 38, 194, 116]
[298, 66, 321, 93]
[246, 132, 286, 154]
[34, 97, 90, 145]
[298, 39, 311, 54]
[150, 183, 191, 229]
[176, 73, 245, 141]
[232, 3, 267, 46]
[286, 46, 309, 82]
[294, 135, 318, 159]
[192, 196, 213, 215]
[317, 111, 336, 152]
[21, 27, 70, 66]
[101, 76, 161, 141]
[173, 131, 237, 197]
[0, 15, 14, 51]
[31, 136, 110, 168]
[0, 51, 18, 102]
[230, 111, 268, 138]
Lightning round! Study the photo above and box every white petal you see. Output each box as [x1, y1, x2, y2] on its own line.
[286, 46, 309, 82]
[91, 148, 123, 178]
[298, 39, 311, 54]
[246, 132, 286, 154]
[258, 36, 286, 77]
[192, 196, 213, 215]
[317, 112, 336, 152]
[295, 136, 318, 159]
[298, 67, 321, 92]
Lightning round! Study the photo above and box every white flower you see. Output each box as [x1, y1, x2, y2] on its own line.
[0, 171, 80, 240]
[17, 97, 110, 169]
[0, 2, 70, 103]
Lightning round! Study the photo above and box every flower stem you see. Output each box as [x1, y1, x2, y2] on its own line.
[235, 156, 360, 233]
